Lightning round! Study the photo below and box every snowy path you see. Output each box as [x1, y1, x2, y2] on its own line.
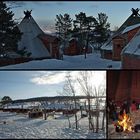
[0, 53, 121, 69]
[0, 111, 105, 139]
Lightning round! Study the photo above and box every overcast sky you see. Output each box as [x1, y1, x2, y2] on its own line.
[0, 71, 106, 100]
[8, 1, 140, 32]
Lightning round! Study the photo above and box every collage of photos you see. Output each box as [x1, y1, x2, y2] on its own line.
[0, 1, 140, 139]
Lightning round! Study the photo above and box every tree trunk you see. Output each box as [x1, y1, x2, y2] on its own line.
[88, 97, 91, 130]
[75, 113, 78, 129]
[96, 101, 99, 133]
[102, 109, 105, 131]
[74, 98, 78, 130]
[96, 113, 99, 133]
[85, 32, 89, 59]
[67, 115, 71, 128]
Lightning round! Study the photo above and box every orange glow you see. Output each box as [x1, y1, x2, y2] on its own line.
[117, 110, 133, 132]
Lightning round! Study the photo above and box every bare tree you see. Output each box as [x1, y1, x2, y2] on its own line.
[58, 72, 78, 129]
[77, 71, 106, 133]
[93, 85, 105, 133]
[77, 71, 94, 132]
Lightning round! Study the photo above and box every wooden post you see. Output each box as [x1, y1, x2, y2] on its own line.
[44, 109, 47, 120]
[80, 106, 82, 118]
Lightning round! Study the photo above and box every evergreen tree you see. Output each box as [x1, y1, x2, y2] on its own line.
[83, 16, 97, 58]
[1, 96, 12, 105]
[1, 96, 12, 102]
[94, 13, 110, 45]
[0, 1, 22, 57]
[73, 12, 86, 31]
[73, 12, 87, 57]
[55, 13, 72, 39]
[73, 12, 97, 58]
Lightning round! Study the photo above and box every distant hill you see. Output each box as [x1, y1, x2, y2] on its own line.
[10, 95, 106, 103]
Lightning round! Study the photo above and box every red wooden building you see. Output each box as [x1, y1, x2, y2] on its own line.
[107, 71, 140, 105]
[63, 38, 93, 56]
[101, 9, 140, 61]
[112, 24, 140, 60]
[63, 38, 82, 56]
[39, 34, 62, 59]
[121, 25, 140, 69]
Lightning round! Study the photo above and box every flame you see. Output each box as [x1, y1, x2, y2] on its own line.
[117, 110, 133, 132]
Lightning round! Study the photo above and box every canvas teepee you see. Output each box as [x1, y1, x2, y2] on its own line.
[18, 10, 50, 59]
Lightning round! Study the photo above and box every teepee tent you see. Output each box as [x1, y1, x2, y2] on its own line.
[18, 11, 50, 59]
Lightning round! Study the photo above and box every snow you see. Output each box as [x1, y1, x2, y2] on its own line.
[0, 111, 106, 139]
[4, 102, 75, 110]
[122, 28, 140, 56]
[122, 23, 140, 34]
[0, 52, 121, 69]
[6, 51, 21, 59]
[3, 102, 42, 109]
[69, 37, 78, 42]
[101, 41, 113, 51]
[18, 17, 50, 58]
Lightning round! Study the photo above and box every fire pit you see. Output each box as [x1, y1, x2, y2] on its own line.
[115, 110, 134, 132]
[108, 110, 140, 139]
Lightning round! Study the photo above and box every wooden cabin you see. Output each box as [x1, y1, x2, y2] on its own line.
[112, 26, 140, 60]
[100, 40, 113, 60]
[112, 36, 126, 60]
[101, 9, 140, 61]
[121, 27, 140, 69]
[64, 38, 92, 56]
[63, 38, 82, 56]
[39, 34, 62, 59]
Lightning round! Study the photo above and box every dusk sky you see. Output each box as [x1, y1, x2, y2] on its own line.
[9, 1, 140, 32]
[0, 71, 106, 100]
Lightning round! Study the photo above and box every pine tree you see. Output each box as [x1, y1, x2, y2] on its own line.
[73, 12, 87, 58]
[55, 13, 72, 39]
[73, 12, 97, 58]
[94, 13, 110, 45]
[1, 96, 12, 105]
[0, 1, 22, 57]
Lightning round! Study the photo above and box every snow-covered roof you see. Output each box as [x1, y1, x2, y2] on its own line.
[101, 41, 113, 51]
[122, 28, 140, 56]
[69, 37, 78, 42]
[6, 51, 21, 58]
[122, 23, 140, 34]
[18, 16, 50, 58]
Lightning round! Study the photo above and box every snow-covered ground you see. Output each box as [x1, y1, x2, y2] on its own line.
[0, 111, 106, 139]
[0, 52, 121, 69]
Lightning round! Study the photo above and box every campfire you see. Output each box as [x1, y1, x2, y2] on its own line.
[115, 110, 134, 132]
[108, 110, 140, 139]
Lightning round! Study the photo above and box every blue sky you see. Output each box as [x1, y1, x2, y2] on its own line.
[0, 71, 106, 100]
[9, 1, 140, 32]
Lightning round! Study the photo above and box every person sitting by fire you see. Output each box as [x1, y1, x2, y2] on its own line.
[120, 100, 130, 114]
[108, 100, 118, 121]
[130, 100, 137, 113]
